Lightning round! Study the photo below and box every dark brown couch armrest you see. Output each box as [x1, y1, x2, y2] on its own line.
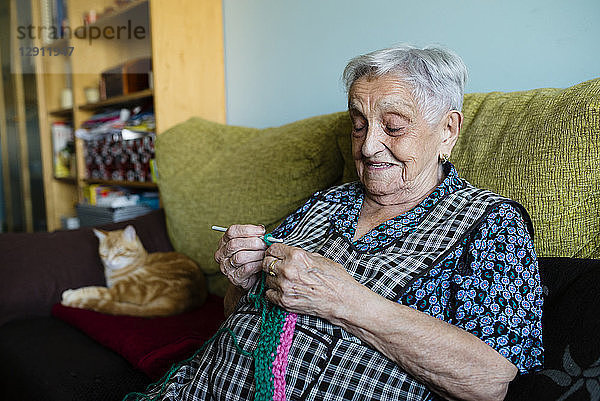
[0, 209, 172, 326]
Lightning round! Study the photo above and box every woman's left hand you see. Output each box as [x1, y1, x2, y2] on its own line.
[261, 243, 361, 320]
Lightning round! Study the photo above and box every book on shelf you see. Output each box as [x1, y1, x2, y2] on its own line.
[40, 0, 69, 44]
[51, 121, 75, 179]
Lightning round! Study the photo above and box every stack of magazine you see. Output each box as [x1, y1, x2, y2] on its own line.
[76, 204, 153, 227]
[76, 186, 159, 227]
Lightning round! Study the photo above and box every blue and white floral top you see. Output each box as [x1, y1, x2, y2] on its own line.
[272, 162, 544, 374]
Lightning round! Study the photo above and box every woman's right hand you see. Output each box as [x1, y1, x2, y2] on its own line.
[214, 224, 268, 290]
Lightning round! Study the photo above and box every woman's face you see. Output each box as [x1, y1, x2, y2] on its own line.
[349, 73, 454, 205]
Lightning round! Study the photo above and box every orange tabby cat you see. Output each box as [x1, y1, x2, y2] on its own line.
[61, 225, 207, 317]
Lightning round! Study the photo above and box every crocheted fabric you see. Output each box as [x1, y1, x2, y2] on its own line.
[250, 278, 297, 401]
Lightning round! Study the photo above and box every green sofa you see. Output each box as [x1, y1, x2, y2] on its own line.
[0, 78, 598, 400]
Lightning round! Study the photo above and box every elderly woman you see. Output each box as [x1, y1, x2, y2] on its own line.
[138, 45, 543, 401]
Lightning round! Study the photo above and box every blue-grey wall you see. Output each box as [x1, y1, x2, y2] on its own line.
[223, 0, 599, 128]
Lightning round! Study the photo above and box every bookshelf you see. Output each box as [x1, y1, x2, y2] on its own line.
[76, 0, 148, 29]
[48, 107, 74, 117]
[78, 88, 153, 110]
[85, 179, 157, 189]
[32, 0, 226, 231]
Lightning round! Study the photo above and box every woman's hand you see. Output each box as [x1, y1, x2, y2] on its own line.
[261, 243, 361, 321]
[214, 224, 267, 290]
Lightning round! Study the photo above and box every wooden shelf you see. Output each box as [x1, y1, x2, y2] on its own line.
[85, 178, 157, 189]
[78, 89, 153, 111]
[84, 0, 148, 28]
[49, 107, 73, 118]
[54, 176, 77, 184]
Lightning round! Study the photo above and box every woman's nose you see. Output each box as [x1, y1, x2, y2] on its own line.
[361, 124, 386, 157]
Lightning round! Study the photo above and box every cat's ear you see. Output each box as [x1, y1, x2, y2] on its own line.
[93, 229, 107, 241]
[123, 225, 137, 242]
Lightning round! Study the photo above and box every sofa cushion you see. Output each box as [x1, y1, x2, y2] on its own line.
[454, 78, 600, 258]
[0, 209, 173, 327]
[338, 78, 600, 258]
[51, 294, 225, 380]
[156, 114, 348, 295]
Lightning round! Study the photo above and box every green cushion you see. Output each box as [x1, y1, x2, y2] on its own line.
[453, 78, 600, 258]
[335, 112, 358, 184]
[156, 114, 347, 295]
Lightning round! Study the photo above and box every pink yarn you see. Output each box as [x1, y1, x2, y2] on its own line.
[271, 312, 297, 401]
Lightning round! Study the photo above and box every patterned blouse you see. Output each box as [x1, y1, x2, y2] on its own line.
[271, 162, 544, 374]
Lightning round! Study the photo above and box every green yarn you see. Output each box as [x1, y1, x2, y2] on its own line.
[122, 272, 287, 401]
[263, 233, 276, 246]
[249, 272, 288, 401]
[253, 302, 286, 399]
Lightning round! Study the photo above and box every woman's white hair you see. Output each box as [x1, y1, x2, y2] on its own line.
[342, 44, 468, 124]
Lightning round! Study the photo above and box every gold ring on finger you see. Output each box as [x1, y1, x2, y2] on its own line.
[268, 259, 278, 277]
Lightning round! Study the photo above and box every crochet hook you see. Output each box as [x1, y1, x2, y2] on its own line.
[211, 225, 284, 245]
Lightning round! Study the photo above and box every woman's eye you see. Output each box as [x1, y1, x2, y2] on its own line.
[386, 126, 405, 135]
[352, 123, 367, 136]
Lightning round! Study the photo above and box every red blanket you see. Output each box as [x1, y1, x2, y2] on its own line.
[52, 294, 225, 379]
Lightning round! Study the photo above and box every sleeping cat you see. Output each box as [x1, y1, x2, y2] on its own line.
[61, 225, 207, 317]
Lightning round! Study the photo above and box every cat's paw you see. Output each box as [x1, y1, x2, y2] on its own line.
[61, 288, 79, 306]
[61, 288, 88, 307]
[61, 286, 108, 307]
[62, 287, 97, 306]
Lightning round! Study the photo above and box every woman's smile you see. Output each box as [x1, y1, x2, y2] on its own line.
[364, 160, 397, 170]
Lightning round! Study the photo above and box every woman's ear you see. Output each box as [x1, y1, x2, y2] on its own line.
[440, 110, 463, 155]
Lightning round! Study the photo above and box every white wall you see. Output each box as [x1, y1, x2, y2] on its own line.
[223, 0, 600, 128]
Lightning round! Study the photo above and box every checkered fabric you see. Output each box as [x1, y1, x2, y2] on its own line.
[285, 183, 530, 303]
[140, 178, 521, 401]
